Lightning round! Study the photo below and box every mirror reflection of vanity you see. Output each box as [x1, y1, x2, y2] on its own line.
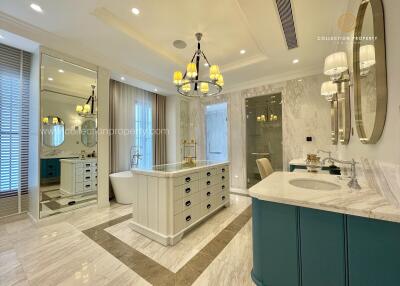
[39, 52, 98, 218]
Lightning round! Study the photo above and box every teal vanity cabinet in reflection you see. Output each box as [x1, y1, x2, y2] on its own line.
[252, 199, 400, 286]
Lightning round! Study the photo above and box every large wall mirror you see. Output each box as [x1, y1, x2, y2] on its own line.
[330, 98, 338, 145]
[353, 0, 387, 144]
[40, 53, 98, 218]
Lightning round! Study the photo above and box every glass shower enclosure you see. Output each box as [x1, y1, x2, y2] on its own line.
[246, 93, 283, 188]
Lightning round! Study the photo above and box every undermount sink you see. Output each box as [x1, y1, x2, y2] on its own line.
[289, 178, 341, 191]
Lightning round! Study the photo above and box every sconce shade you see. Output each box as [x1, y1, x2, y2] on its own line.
[321, 81, 338, 100]
[76, 105, 83, 113]
[186, 63, 197, 79]
[83, 104, 91, 113]
[209, 65, 220, 80]
[173, 71, 183, 85]
[42, 117, 49, 124]
[200, 82, 209, 94]
[216, 74, 224, 86]
[360, 44, 376, 69]
[182, 80, 191, 92]
[324, 52, 348, 76]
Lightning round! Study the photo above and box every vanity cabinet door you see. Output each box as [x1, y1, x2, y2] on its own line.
[347, 216, 400, 286]
[252, 199, 300, 286]
[299, 208, 346, 286]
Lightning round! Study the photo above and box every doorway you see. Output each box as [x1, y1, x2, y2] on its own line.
[246, 94, 283, 188]
[205, 102, 228, 162]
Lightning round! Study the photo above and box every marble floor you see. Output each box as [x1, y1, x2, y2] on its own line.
[0, 194, 254, 286]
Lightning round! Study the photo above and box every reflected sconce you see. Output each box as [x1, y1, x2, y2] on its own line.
[321, 81, 338, 102]
[324, 52, 350, 93]
[42, 117, 49, 125]
[359, 44, 376, 77]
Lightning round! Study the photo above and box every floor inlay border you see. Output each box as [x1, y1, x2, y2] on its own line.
[83, 206, 252, 286]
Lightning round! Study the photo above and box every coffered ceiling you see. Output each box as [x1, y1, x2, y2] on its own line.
[0, 0, 350, 95]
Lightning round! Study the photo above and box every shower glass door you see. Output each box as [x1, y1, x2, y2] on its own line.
[246, 94, 283, 188]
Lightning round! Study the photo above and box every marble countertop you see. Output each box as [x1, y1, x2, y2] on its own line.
[289, 158, 330, 167]
[249, 171, 400, 223]
[131, 161, 229, 177]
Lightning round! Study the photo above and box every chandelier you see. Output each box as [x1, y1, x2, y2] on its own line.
[173, 33, 224, 97]
[76, 85, 96, 117]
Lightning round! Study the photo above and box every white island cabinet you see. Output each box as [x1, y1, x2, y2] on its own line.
[130, 161, 230, 245]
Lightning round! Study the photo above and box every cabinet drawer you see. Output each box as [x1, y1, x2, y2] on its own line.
[83, 173, 93, 182]
[173, 173, 199, 186]
[200, 168, 218, 178]
[174, 192, 201, 215]
[173, 181, 199, 200]
[174, 204, 200, 233]
[200, 184, 221, 201]
[200, 198, 217, 216]
[83, 167, 92, 175]
[198, 175, 220, 190]
[82, 181, 93, 192]
[83, 162, 93, 168]
[214, 191, 229, 205]
[75, 183, 83, 193]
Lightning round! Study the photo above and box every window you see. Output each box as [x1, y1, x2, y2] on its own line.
[135, 100, 152, 169]
[0, 43, 31, 205]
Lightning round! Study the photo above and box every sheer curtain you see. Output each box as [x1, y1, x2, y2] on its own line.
[110, 80, 153, 173]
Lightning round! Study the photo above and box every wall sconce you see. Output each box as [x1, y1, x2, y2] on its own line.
[324, 52, 350, 93]
[359, 44, 376, 77]
[321, 81, 338, 102]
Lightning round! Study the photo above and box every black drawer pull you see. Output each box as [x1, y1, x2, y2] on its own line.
[222, 185, 225, 190]
[206, 181, 211, 185]
[185, 200, 191, 207]
[207, 191, 211, 196]
[86, 169, 91, 173]
[207, 172, 211, 176]
[222, 195, 226, 200]
[222, 176, 225, 180]
[86, 164, 91, 167]
[85, 176, 91, 180]
[186, 215, 191, 222]
[48, 165, 54, 169]
[185, 177, 191, 182]
[185, 187, 191, 194]
[222, 168, 225, 172]
[85, 184, 90, 188]
[207, 204, 211, 209]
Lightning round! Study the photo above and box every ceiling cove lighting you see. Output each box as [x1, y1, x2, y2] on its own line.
[131, 8, 140, 15]
[240, 49, 246, 55]
[173, 33, 223, 97]
[58, 69, 64, 73]
[292, 59, 299, 64]
[30, 3, 43, 13]
[47, 77, 53, 81]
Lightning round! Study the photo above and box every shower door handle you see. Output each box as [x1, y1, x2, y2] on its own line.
[251, 152, 270, 156]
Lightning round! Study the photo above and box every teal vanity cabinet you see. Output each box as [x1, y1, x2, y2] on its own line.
[299, 208, 347, 286]
[252, 199, 300, 286]
[347, 216, 400, 286]
[252, 199, 400, 286]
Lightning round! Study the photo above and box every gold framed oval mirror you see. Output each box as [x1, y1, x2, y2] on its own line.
[353, 0, 387, 144]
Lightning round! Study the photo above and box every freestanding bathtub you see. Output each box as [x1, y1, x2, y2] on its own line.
[109, 171, 135, 204]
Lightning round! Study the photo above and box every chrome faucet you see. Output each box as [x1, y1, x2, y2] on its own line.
[321, 157, 361, 190]
[317, 150, 333, 165]
[130, 146, 142, 168]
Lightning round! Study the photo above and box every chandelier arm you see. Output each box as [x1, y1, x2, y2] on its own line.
[201, 51, 211, 66]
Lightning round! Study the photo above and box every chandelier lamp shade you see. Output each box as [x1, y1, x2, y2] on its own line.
[173, 33, 224, 97]
[76, 85, 97, 117]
